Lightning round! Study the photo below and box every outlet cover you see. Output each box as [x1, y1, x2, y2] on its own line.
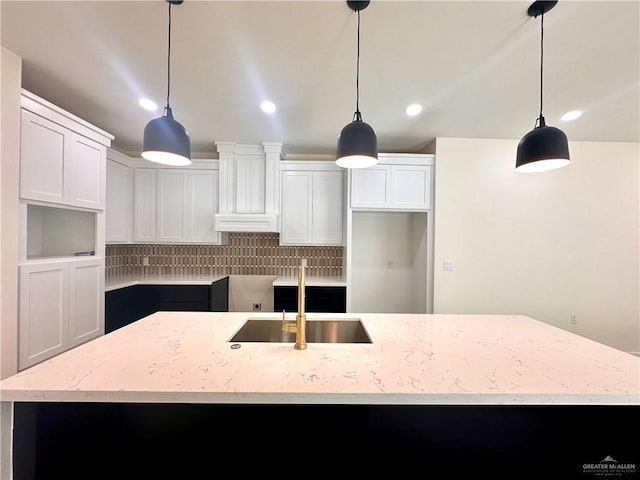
[252, 303, 262, 311]
[443, 259, 454, 271]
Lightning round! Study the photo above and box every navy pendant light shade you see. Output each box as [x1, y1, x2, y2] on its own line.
[142, 0, 191, 166]
[142, 106, 191, 166]
[336, 0, 378, 169]
[336, 114, 378, 169]
[516, 0, 570, 173]
[516, 117, 570, 173]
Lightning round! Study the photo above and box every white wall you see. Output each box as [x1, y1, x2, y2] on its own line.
[433, 137, 640, 353]
[351, 211, 427, 313]
[1, 47, 22, 379]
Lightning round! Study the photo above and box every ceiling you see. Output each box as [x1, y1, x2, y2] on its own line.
[2, 0, 638, 159]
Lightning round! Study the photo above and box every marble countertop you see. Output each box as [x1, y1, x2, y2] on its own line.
[105, 274, 346, 291]
[105, 274, 227, 291]
[1, 312, 638, 406]
[271, 275, 347, 286]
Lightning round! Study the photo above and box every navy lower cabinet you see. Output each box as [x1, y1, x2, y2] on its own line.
[274, 286, 346, 313]
[104, 286, 149, 333]
[147, 285, 211, 312]
[210, 276, 229, 312]
[105, 284, 217, 333]
[13, 402, 640, 479]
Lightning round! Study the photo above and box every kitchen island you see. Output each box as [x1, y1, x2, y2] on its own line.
[1, 312, 638, 478]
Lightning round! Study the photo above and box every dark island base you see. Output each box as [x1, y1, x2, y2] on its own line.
[13, 403, 639, 479]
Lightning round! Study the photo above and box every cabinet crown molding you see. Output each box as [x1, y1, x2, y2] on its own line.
[21, 89, 114, 146]
[214, 142, 283, 157]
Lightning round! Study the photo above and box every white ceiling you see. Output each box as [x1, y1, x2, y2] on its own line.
[2, 0, 638, 159]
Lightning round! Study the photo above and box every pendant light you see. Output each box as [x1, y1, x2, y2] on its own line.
[142, 0, 191, 166]
[516, 1, 570, 173]
[336, 0, 378, 169]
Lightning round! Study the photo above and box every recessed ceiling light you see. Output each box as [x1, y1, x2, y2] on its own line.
[560, 110, 582, 122]
[139, 98, 158, 111]
[405, 103, 423, 116]
[260, 101, 276, 114]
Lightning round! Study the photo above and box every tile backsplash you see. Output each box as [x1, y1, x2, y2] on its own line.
[105, 233, 343, 278]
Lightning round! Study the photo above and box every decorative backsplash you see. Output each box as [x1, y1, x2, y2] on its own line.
[105, 233, 343, 278]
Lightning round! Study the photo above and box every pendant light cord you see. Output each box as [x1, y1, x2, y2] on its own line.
[353, 9, 362, 122]
[537, 11, 545, 127]
[166, 2, 172, 112]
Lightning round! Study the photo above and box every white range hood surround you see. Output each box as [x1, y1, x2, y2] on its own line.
[214, 142, 282, 232]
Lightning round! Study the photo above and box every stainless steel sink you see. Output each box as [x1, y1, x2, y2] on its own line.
[228, 318, 372, 344]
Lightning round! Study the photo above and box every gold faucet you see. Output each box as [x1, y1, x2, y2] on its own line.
[282, 258, 307, 350]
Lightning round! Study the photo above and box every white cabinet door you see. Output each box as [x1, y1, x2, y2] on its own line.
[391, 165, 431, 210]
[281, 171, 313, 244]
[19, 262, 69, 369]
[19, 259, 104, 369]
[68, 133, 106, 210]
[20, 109, 66, 204]
[133, 169, 157, 242]
[311, 171, 343, 244]
[350, 166, 390, 208]
[156, 170, 188, 242]
[280, 169, 344, 245]
[106, 160, 132, 242]
[188, 170, 219, 242]
[68, 259, 104, 348]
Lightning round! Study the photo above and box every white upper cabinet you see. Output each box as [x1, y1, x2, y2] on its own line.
[311, 171, 344, 244]
[350, 166, 389, 208]
[156, 169, 189, 242]
[20, 110, 66, 204]
[19, 90, 113, 210]
[391, 165, 431, 209]
[281, 171, 312, 244]
[350, 153, 434, 211]
[188, 169, 221, 243]
[280, 162, 344, 246]
[132, 163, 227, 244]
[68, 135, 105, 209]
[106, 154, 133, 243]
[133, 168, 157, 242]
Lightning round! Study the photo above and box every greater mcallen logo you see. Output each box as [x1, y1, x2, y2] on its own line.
[583, 455, 637, 477]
